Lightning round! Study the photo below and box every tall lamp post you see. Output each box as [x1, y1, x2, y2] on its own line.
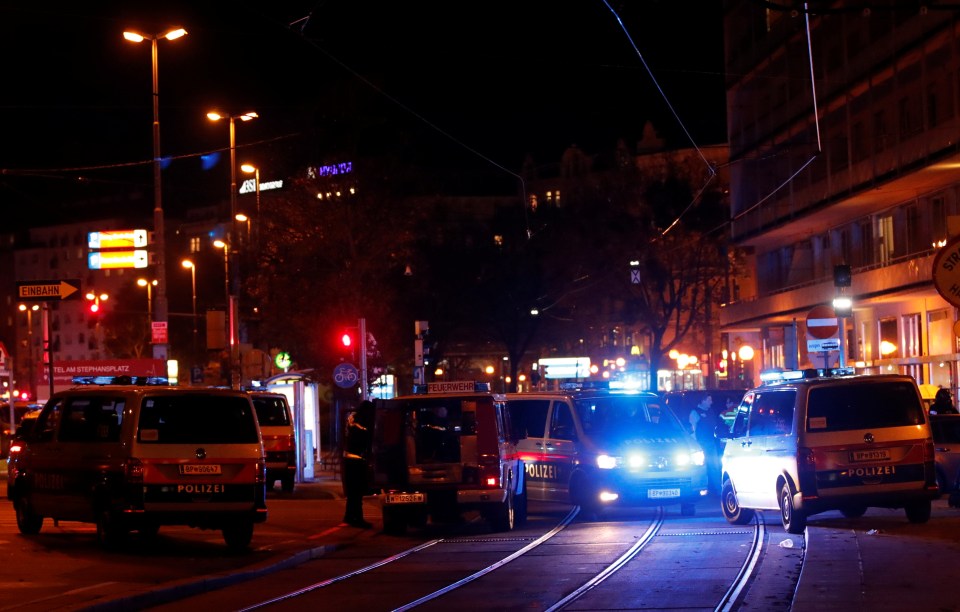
[18, 304, 39, 401]
[208, 111, 257, 388]
[181, 259, 198, 356]
[137, 278, 157, 343]
[123, 26, 187, 362]
[213, 239, 237, 387]
[240, 163, 260, 251]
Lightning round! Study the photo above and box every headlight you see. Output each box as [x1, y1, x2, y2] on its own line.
[596, 454, 619, 469]
[627, 453, 645, 468]
[674, 450, 705, 466]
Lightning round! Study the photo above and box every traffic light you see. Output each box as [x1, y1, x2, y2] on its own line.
[340, 332, 353, 348]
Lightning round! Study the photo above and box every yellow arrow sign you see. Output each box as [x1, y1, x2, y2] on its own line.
[17, 279, 81, 301]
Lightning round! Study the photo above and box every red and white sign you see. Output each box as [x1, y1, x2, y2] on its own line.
[806, 305, 839, 339]
[151, 321, 168, 344]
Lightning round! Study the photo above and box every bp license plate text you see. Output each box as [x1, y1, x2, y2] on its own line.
[648, 488, 680, 499]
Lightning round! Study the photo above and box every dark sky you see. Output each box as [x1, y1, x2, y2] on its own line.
[0, 2, 725, 226]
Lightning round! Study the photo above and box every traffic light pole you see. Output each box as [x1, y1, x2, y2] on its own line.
[359, 317, 368, 401]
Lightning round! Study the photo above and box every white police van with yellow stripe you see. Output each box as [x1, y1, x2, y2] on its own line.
[507, 382, 709, 518]
[720, 368, 939, 533]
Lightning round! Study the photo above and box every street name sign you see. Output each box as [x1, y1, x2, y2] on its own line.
[932, 234, 960, 308]
[17, 279, 81, 301]
[807, 338, 840, 352]
[806, 305, 839, 339]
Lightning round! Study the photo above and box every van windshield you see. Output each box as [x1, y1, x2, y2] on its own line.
[806, 381, 925, 432]
[573, 395, 686, 441]
[138, 394, 259, 444]
[251, 396, 291, 427]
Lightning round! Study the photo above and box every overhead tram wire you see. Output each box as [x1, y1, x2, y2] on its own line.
[600, 0, 718, 240]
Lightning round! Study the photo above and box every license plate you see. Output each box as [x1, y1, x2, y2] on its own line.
[849, 450, 890, 463]
[180, 464, 222, 475]
[386, 493, 425, 504]
[648, 488, 680, 499]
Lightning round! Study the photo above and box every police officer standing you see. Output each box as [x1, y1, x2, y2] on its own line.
[342, 400, 374, 528]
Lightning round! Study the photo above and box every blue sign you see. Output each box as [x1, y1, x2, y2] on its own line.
[333, 363, 359, 388]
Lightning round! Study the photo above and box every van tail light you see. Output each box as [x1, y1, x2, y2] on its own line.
[125, 458, 144, 484]
[256, 457, 266, 484]
[480, 462, 500, 488]
[8, 442, 22, 456]
[797, 447, 818, 499]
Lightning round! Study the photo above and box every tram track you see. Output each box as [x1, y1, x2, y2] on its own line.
[228, 503, 777, 612]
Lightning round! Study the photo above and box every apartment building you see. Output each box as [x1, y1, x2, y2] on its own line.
[721, 3, 960, 394]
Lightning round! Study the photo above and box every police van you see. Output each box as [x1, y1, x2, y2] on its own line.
[720, 368, 939, 534]
[507, 383, 709, 517]
[372, 381, 526, 534]
[248, 391, 297, 492]
[8, 378, 267, 549]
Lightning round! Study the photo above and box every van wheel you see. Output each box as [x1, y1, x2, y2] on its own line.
[514, 490, 528, 527]
[96, 509, 128, 549]
[905, 500, 932, 524]
[570, 474, 602, 520]
[222, 520, 254, 551]
[779, 482, 806, 534]
[383, 507, 406, 535]
[720, 478, 754, 525]
[490, 491, 515, 532]
[840, 505, 867, 519]
[280, 474, 295, 493]
[14, 496, 43, 535]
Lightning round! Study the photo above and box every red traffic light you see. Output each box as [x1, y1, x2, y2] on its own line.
[340, 332, 353, 348]
[89, 302, 100, 314]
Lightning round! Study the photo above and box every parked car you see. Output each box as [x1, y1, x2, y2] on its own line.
[248, 391, 297, 492]
[8, 379, 268, 549]
[930, 413, 960, 493]
[720, 368, 938, 534]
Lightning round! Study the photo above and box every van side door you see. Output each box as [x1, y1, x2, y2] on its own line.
[508, 398, 549, 501]
[542, 400, 579, 503]
[722, 391, 760, 503]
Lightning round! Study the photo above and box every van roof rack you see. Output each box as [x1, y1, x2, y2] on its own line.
[559, 380, 610, 391]
[759, 367, 856, 385]
[413, 381, 491, 394]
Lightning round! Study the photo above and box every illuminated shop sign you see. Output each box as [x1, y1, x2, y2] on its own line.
[88, 250, 149, 269]
[87, 229, 149, 249]
[239, 178, 284, 194]
[307, 162, 353, 179]
[538, 357, 592, 380]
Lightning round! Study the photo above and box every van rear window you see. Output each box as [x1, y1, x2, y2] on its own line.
[806, 382, 925, 432]
[138, 394, 259, 444]
[251, 396, 291, 426]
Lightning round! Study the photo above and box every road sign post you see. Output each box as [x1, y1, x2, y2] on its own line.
[806, 305, 839, 369]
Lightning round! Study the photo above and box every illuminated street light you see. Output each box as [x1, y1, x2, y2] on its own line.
[214, 239, 238, 387]
[241, 163, 260, 251]
[136, 278, 157, 319]
[182, 259, 198, 355]
[123, 26, 187, 362]
[18, 304, 39, 401]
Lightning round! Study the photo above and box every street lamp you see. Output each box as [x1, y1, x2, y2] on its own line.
[136, 278, 157, 318]
[206, 110, 258, 242]
[241, 163, 260, 251]
[181, 259, 198, 355]
[235, 213, 251, 246]
[213, 239, 238, 387]
[123, 26, 187, 362]
[18, 304, 39, 400]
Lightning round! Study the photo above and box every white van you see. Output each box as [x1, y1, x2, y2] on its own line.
[249, 391, 297, 492]
[720, 369, 939, 533]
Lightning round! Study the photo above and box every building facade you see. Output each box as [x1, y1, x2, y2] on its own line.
[721, 3, 960, 395]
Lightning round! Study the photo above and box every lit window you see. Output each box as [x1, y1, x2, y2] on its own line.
[493, 235, 504, 246]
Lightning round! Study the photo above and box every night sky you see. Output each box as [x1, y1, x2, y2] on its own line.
[0, 2, 725, 227]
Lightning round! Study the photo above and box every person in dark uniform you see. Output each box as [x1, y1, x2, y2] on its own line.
[342, 400, 374, 528]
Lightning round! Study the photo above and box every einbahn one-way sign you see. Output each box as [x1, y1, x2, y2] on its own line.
[17, 279, 81, 301]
